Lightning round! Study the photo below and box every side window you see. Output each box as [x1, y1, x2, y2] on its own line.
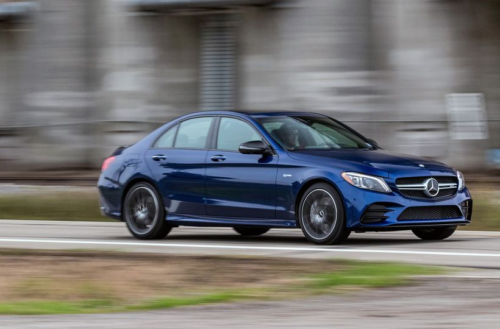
[217, 117, 262, 151]
[154, 125, 178, 148]
[174, 117, 214, 149]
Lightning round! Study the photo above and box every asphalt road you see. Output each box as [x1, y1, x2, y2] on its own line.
[2, 219, 500, 328]
[1, 220, 500, 268]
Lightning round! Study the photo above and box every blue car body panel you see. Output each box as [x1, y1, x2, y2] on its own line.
[144, 148, 208, 216]
[98, 111, 472, 230]
[205, 150, 279, 219]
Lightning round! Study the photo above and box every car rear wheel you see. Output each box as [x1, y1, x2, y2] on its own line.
[123, 182, 172, 240]
[412, 226, 457, 241]
[233, 227, 270, 236]
[298, 183, 350, 245]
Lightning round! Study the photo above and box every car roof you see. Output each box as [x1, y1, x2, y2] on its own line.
[194, 110, 326, 118]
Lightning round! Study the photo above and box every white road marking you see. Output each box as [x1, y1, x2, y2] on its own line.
[1, 237, 500, 258]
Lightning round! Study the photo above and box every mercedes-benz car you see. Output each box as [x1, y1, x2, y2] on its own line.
[98, 111, 472, 245]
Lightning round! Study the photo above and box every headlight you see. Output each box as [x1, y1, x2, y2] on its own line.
[341, 172, 391, 193]
[457, 170, 465, 190]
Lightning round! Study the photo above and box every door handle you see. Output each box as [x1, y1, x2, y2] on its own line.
[211, 155, 226, 162]
[152, 155, 167, 161]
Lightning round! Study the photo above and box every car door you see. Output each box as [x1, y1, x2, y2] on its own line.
[144, 116, 215, 216]
[205, 116, 278, 219]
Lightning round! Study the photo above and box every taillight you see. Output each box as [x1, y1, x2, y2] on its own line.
[101, 156, 116, 171]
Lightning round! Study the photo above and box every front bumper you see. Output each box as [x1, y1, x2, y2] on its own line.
[337, 181, 473, 230]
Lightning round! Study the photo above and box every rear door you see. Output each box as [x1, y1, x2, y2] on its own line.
[145, 116, 215, 216]
[205, 117, 278, 219]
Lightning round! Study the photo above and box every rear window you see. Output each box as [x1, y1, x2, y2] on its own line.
[174, 117, 214, 149]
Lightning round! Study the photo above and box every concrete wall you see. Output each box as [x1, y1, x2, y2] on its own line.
[375, 0, 500, 169]
[0, 0, 498, 171]
[238, 0, 500, 170]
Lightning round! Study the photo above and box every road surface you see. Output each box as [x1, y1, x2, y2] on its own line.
[0, 220, 500, 268]
[2, 220, 500, 328]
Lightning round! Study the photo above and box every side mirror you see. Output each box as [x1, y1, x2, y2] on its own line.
[239, 140, 272, 155]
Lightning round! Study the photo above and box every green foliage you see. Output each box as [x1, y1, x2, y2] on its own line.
[308, 262, 442, 290]
[0, 192, 109, 221]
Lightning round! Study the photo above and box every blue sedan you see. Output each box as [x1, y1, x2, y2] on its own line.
[98, 111, 472, 244]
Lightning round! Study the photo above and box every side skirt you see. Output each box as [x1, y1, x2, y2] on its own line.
[166, 214, 297, 228]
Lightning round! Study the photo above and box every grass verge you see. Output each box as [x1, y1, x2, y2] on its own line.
[0, 250, 443, 315]
[460, 186, 500, 231]
[0, 190, 107, 221]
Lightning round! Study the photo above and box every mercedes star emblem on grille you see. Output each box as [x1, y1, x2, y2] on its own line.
[424, 178, 440, 197]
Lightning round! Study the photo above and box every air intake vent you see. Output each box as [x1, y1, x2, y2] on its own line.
[361, 204, 394, 224]
[460, 200, 473, 220]
[398, 206, 462, 221]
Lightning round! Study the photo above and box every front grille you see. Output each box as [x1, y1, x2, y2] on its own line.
[399, 188, 456, 199]
[398, 206, 462, 220]
[396, 176, 458, 199]
[396, 176, 457, 185]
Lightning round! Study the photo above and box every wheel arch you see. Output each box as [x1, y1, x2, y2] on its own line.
[294, 178, 346, 228]
[121, 176, 162, 215]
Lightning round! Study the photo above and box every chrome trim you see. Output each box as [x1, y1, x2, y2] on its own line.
[396, 177, 458, 199]
[397, 183, 457, 190]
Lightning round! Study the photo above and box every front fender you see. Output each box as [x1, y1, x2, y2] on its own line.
[275, 163, 345, 220]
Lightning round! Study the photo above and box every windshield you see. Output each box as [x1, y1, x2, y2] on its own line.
[258, 116, 373, 151]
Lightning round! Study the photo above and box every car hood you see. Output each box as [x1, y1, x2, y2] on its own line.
[287, 149, 455, 178]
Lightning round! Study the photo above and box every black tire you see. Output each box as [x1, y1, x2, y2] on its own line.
[298, 183, 350, 245]
[233, 227, 270, 236]
[412, 226, 457, 241]
[123, 182, 172, 240]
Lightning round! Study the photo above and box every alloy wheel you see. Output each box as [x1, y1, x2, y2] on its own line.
[300, 189, 338, 241]
[125, 186, 159, 235]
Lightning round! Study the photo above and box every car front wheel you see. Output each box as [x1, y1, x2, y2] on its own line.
[298, 183, 350, 245]
[123, 182, 172, 240]
[412, 226, 457, 241]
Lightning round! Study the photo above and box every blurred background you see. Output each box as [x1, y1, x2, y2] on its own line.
[0, 0, 499, 173]
[1, 1, 500, 323]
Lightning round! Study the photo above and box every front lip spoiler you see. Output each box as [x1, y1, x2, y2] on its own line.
[353, 220, 470, 232]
